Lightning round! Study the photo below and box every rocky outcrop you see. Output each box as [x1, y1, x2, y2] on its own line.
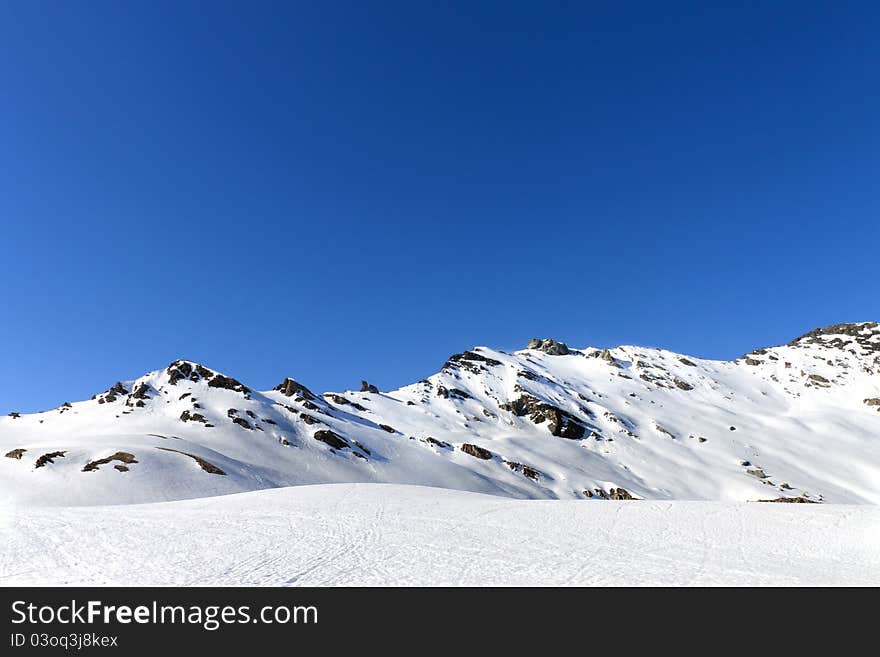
[756, 496, 816, 503]
[790, 322, 880, 355]
[34, 451, 66, 468]
[180, 410, 210, 425]
[500, 395, 585, 439]
[83, 452, 138, 472]
[436, 386, 471, 400]
[4, 448, 26, 459]
[274, 378, 317, 400]
[313, 430, 349, 450]
[156, 447, 225, 475]
[231, 417, 252, 430]
[443, 350, 503, 373]
[504, 461, 542, 480]
[93, 382, 128, 404]
[324, 394, 367, 411]
[360, 380, 379, 394]
[166, 360, 249, 393]
[460, 443, 492, 459]
[526, 338, 569, 355]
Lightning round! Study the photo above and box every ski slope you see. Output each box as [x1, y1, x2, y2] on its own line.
[1, 484, 877, 586]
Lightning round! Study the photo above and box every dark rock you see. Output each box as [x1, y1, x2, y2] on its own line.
[274, 378, 317, 400]
[378, 424, 396, 433]
[180, 410, 209, 424]
[425, 437, 452, 449]
[673, 378, 694, 391]
[609, 487, 635, 500]
[443, 350, 503, 373]
[314, 430, 349, 450]
[360, 380, 380, 394]
[156, 447, 225, 475]
[83, 451, 138, 472]
[678, 357, 697, 367]
[208, 374, 249, 393]
[504, 461, 542, 480]
[94, 382, 128, 404]
[8, 412, 20, 419]
[129, 383, 150, 400]
[353, 440, 371, 455]
[500, 394, 585, 439]
[756, 496, 816, 503]
[35, 451, 66, 468]
[231, 417, 252, 430]
[526, 338, 570, 355]
[5, 448, 26, 459]
[460, 443, 492, 459]
[436, 386, 472, 400]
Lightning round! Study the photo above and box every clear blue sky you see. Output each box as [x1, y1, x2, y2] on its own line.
[1, 1, 877, 413]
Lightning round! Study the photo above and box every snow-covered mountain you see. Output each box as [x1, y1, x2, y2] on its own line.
[2, 322, 879, 506]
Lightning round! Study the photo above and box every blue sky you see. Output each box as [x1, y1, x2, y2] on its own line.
[1, 1, 877, 413]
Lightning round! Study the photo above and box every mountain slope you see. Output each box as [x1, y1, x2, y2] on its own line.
[2, 322, 879, 506]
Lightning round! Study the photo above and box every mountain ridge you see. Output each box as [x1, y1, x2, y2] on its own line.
[2, 322, 878, 506]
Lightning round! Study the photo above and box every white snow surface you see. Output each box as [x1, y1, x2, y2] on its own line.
[2, 322, 880, 506]
[1, 484, 878, 586]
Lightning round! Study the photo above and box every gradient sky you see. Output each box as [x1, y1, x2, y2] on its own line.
[1, 1, 878, 413]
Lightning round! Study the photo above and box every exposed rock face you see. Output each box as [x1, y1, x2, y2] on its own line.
[83, 452, 138, 472]
[324, 394, 367, 410]
[5, 448, 26, 459]
[274, 378, 317, 400]
[865, 398, 880, 410]
[678, 357, 697, 367]
[460, 443, 492, 459]
[790, 322, 880, 355]
[504, 461, 541, 480]
[360, 380, 379, 394]
[378, 424, 396, 433]
[609, 487, 634, 500]
[526, 338, 570, 355]
[94, 382, 128, 404]
[35, 451, 66, 468]
[436, 386, 471, 400]
[443, 350, 503, 373]
[673, 378, 694, 391]
[180, 410, 209, 425]
[166, 360, 249, 393]
[156, 447, 226, 475]
[313, 430, 349, 450]
[757, 496, 816, 503]
[500, 395, 586, 439]
[208, 374, 249, 393]
[231, 417, 252, 430]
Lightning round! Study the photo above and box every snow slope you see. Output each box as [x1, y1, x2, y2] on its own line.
[2, 322, 879, 506]
[1, 484, 877, 586]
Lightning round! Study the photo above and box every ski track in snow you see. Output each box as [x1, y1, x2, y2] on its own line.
[1, 484, 878, 587]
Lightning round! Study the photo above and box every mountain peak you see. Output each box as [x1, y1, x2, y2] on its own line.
[788, 322, 880, 355]
[164, 360, 250, 393]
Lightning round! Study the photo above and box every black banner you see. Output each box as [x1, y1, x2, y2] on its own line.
[0, 586, 869, 652]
